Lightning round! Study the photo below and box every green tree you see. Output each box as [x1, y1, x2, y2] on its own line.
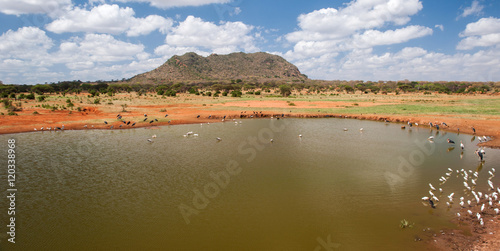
[279, 85, 292, 97]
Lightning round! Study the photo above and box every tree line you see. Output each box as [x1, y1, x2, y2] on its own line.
[0, 79, 498, 99]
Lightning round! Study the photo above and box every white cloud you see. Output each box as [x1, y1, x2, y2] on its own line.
[460, 0, 484, 18]
[460, 17, 500, 37]
[457, 34, 500, 50]
[0, 27, 56, 84]
[352, 25, 432, 48]
[113, 0, 231, 9]
[164, 15, 258, 54]
[435, 24, 444, 31]
[0, 27, 53, 59]
[286, 0, 423, 42]
[279, 0, 499, 81]
[288, 45, 500, 81]
[53, 34, 145, 69]
[46, 4, 173, 36]
[0, 0, 70, 16]
[457, 17, 500, 50]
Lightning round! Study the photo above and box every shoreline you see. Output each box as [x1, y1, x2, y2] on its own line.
[1, 111, 498, 148]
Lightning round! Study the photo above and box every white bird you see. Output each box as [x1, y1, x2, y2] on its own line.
[476, 213, 481, 220]
[460, 201, 465, 207]
[194, 134, 199, 137]
[343, 128, 348, 131]
[468, 210, 473, 215]
[471, 179, 476, 185]
[439, 188, 443, 193]
[488, 180, 494, 189]
[428, 136, 434, 140]
[446, 202, 451, 207]
[152, 134, 157, 138]
[422, 196, 430, 201]
[457, 213, 461, 217]
[448, 193, 455, 200]
[468, 200, 472, 206]
[480, 218, 484, 226]
[429, 183, 436, 191]
[432, 196, 439, 202]
[481, 204, 485, 212]
[460, 141, 465, 150]
[448, 168, 453, 172]
[492, 168, 496, 173]
[478, 192, 483, 198]
[147, 139, 153, 143]
[270, 139, 274, 143]
[299, 134, 302, 138]
[494, 208, 499, 214]
[429, 190, 435, 197]
[216, 137, 222, 141]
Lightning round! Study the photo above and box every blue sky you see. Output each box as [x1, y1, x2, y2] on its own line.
[1, 0, 499, 85]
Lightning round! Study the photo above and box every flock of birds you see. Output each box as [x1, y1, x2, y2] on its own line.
[420, 141, 499, 228]
[422, 166, 498, 227]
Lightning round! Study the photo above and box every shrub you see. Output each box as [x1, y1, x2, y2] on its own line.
[37, 96, 46, 102]
[255, 91, 261, 95]
[33, 111, 39, 115]
[94, 98, 101, 104]
[26, 93, 35, 100]
[231, 91, 242, 97]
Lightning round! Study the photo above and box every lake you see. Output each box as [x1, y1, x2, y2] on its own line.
[1, 118, 499, 250]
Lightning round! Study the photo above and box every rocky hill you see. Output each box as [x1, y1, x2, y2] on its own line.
[129, 52, 307, 83]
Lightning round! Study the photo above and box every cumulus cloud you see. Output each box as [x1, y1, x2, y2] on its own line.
[352, 26, 433, 48]
[0, 27, 53, 59]
[457, 17, 500, 50]
[435, 24, 444, 31]
[46, 4, 173, 36]
[279, 0, 499, 81]
[113, 0, 231, 9]
[459, 0, 484, 18]
[164, 15, 258, 54]
[54, 34, 145, 68]
[0, 27, 56, 84]
[286, 0, 423, 42]
[0, 0, 71, 16]
[284, 0, 430, 63]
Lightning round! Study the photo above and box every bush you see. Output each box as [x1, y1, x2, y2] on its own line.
[7, 111, 17, 116]
[25, 93, 35, 100]
[94, 98, 101, 104]
[255, 91, 261, 95]
[33, 111, 39, 115]
[231, 91, 242, 97]
[222, 92, 228, 96]
[37, 96, 46, 102]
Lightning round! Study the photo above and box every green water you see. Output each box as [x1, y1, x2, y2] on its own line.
[1, 118, 499, 250]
